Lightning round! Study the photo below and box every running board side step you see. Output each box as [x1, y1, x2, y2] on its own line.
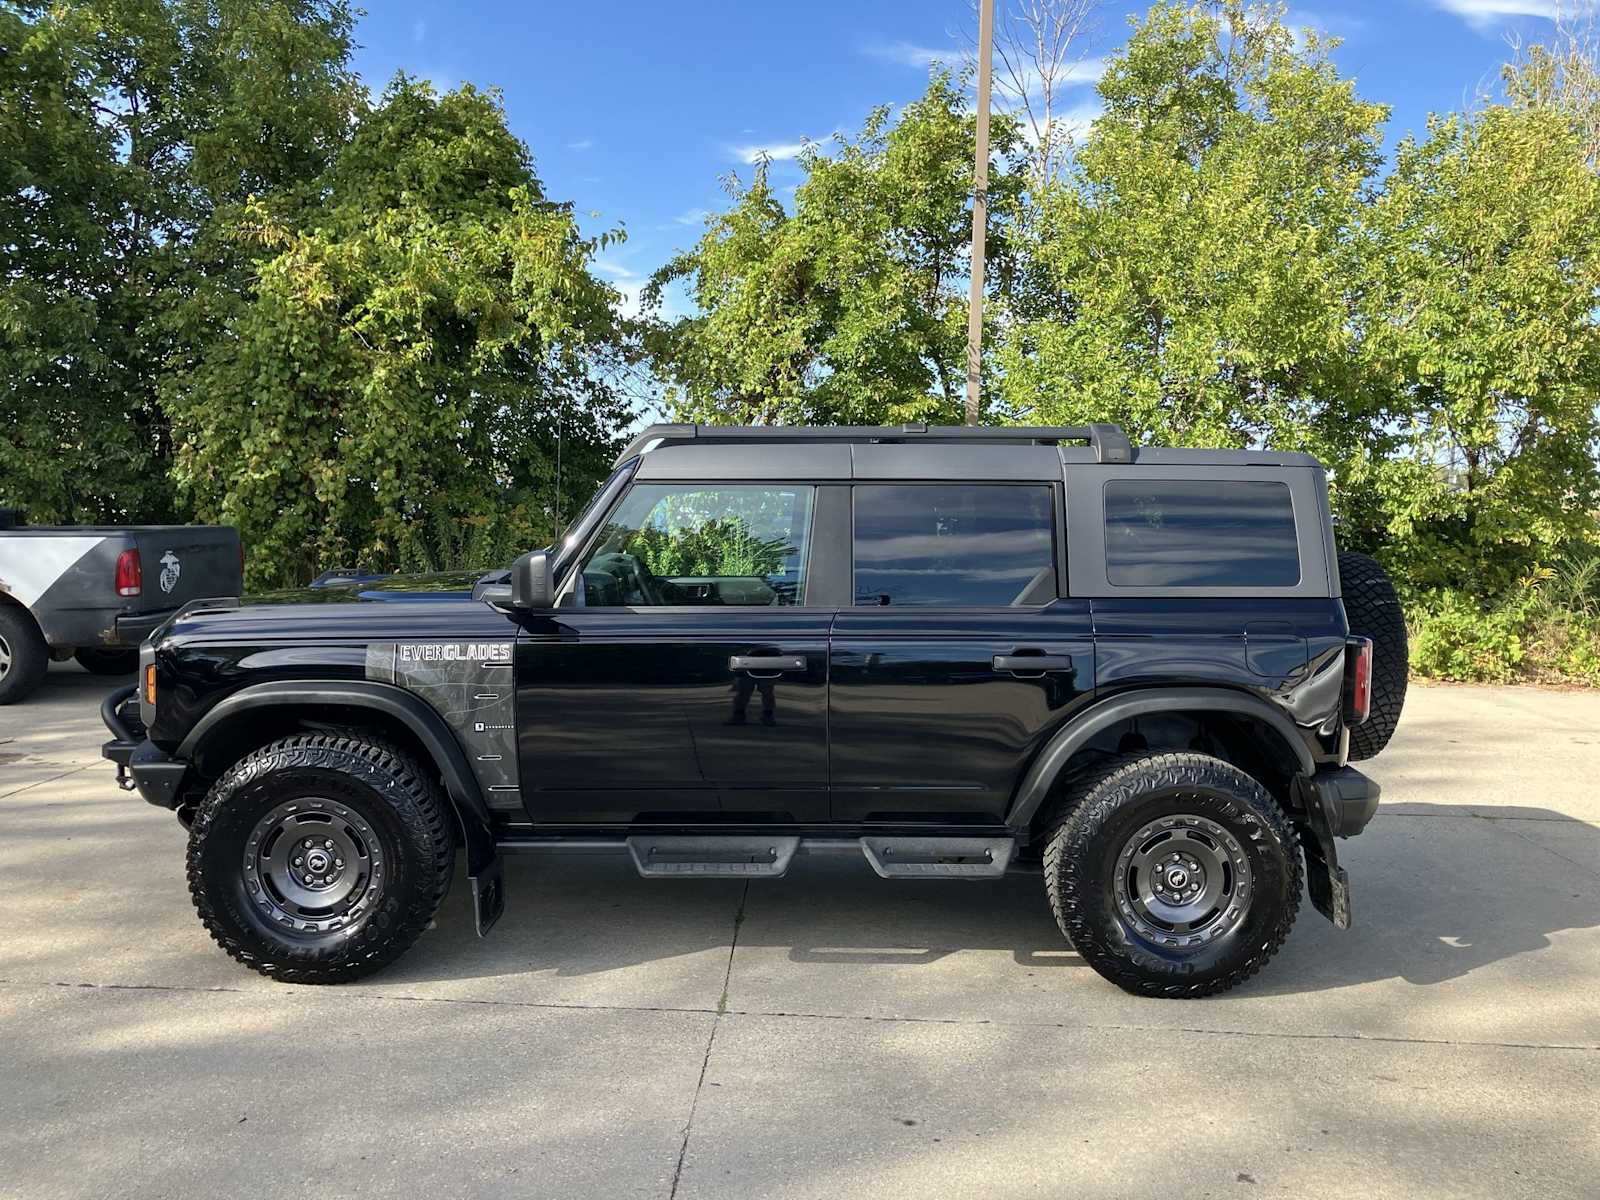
[627, 835, 800, 878]
[617, 834, 1018, 879]
[860, 836, 1014, 878]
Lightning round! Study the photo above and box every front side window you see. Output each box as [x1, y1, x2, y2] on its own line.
[573, 484, 813, 607]
[1103, 479, 1300, 588]
[853, 484, 1057, 607]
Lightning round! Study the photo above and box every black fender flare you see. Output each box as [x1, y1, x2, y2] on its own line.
[178, 681, 504, 933]
[1004, 686, 1318, 832]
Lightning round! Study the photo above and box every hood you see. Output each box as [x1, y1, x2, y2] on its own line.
[245, 570, 491, 606]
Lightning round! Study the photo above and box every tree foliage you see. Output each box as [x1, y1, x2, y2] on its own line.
[647, 74, 1026, 425]
[0, 0, 360, 523]
[165, 80, 631, 587]
[2, 3, 631, 588]
[648, 0, 1600, 609]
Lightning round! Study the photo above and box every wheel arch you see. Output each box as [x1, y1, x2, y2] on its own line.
[178, 681, 498, 882]
[1006, 687, 1317, 834]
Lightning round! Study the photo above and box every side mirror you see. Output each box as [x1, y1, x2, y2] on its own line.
[511, 549, 554, 610]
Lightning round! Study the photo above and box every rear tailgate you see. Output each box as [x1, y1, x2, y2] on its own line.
[128, 526, 242, 612]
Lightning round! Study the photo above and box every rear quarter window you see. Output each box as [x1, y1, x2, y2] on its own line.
[1103, 479, 1300, 588]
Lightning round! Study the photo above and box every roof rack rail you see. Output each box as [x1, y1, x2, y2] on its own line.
[614, 422, 1133, 466]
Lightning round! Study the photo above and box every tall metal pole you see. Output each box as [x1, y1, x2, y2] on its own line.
[965, 0, 995, 426]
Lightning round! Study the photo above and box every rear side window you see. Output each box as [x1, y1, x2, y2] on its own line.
[1103, 480, 1300, 588]
[853, 484, 1057, 607]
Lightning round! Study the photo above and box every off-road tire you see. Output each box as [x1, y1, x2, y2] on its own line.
[73, 646, 139, 676]
[187, 734, 455, 983]
[1043, 752, 1301, 998]
[1338, 551, 1407, 761]
[0, 605, 49, 705]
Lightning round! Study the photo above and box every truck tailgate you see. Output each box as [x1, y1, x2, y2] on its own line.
[129, 527, 243, 611]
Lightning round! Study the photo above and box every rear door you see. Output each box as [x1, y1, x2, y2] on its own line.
[828, 466, 1095, 823]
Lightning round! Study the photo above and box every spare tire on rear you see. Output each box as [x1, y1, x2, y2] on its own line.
[1339, 551, 1407, 761]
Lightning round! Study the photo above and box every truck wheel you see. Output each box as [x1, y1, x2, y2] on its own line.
[1043, 752, 1301, 998]
[187, 734, 455, 984]
[1339, 551, 1407, 761]
[73, 647, 139, 676]
[0, 606, 49, 705]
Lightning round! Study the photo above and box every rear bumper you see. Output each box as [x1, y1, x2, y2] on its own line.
[1294, 765, 1379, 931]
[112, 609, 175, 646]
[39, 604, 177, 650]
[1306, 765, 1381, 838]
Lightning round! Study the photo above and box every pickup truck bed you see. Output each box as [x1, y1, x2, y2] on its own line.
[0, 521, 241, 703]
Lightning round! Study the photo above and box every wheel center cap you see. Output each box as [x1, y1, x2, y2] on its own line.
[1166, 867, 1189, 890]
[306, 850, 331, 875]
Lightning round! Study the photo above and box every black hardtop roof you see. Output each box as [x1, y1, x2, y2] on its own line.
[616, 422, 1133, 465]
[613, 423, 1321, 472]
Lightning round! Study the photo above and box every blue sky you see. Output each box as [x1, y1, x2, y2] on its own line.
[350, 0, 1569, 320]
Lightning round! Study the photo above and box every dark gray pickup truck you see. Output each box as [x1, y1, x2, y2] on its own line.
[0, 509, 242, 703]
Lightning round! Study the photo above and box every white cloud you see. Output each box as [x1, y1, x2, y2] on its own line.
[672, 207, 710, 227]
[568, 138, 594, 151]
[592, 258, 638, 282]
[864, 41, 957, 68]
[1012, 97, 1103, 148]
[1429, 0, 1558, 30]
[994, 54, 1107, 101]
[727, 140, 812, 164]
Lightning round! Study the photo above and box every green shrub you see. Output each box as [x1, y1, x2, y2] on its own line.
[1409, 591, 1529, 683]
[1407, 556, 1600, 686]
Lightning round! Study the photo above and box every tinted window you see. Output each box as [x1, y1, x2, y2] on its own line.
[1104, 480, 1300, 588]
[853, 485, 1056, 607]
[575, 484, 813, 607]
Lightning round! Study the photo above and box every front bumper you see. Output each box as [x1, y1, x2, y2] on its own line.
[101, 684, 188, 810]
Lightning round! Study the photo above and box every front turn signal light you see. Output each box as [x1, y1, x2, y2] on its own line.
[144, 663, 157, 708]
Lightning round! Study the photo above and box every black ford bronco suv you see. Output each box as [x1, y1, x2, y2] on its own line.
[102, 424, 1406, 998]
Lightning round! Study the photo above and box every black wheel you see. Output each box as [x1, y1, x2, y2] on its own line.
[73, 646, 139, 676]
[187, 734, 455, 983]
[1043, 752, 1301, 998]
[1339, 551, 1408, 761]
[0, 605, 48, 705]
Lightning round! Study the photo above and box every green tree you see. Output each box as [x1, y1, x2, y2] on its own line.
[165, 79, 632, 588]
[647, 73, 1025, 425]
[1356, 104, 1600, 592]
[0, 0, 360, 521]
[997, 1, 1387, 467]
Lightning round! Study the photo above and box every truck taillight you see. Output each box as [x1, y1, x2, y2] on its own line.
[1346, 637, 1373, 726]
[115, 548, 142, 597]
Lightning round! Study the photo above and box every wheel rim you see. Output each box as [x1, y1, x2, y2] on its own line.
[0, 632, 10, 678]
[1114, 813, 1253, 953]
[242, 798, 384, 936]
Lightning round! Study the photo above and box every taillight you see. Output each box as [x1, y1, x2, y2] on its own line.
[115, 548, 142, 597]
[1346, 637, 1373, 726]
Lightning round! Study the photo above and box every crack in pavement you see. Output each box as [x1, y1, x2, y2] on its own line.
[0, 762, 95, 800]
[3, 975, 1594, 1054]
[669, 880, 748, 1200]
[1475, 817, 1600, 881]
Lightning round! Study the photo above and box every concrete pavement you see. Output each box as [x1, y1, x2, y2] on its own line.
[1, 662, 1596, 1198]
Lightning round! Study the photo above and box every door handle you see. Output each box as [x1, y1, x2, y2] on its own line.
[729, 654, 807, 675]
[992, 652, 1074, 677]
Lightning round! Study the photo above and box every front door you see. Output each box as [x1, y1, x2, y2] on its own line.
[829, 482, 1095, 822]
[517, 481, 831, 824]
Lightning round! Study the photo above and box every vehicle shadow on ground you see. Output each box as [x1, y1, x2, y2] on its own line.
[394, 801, 1598, 999]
